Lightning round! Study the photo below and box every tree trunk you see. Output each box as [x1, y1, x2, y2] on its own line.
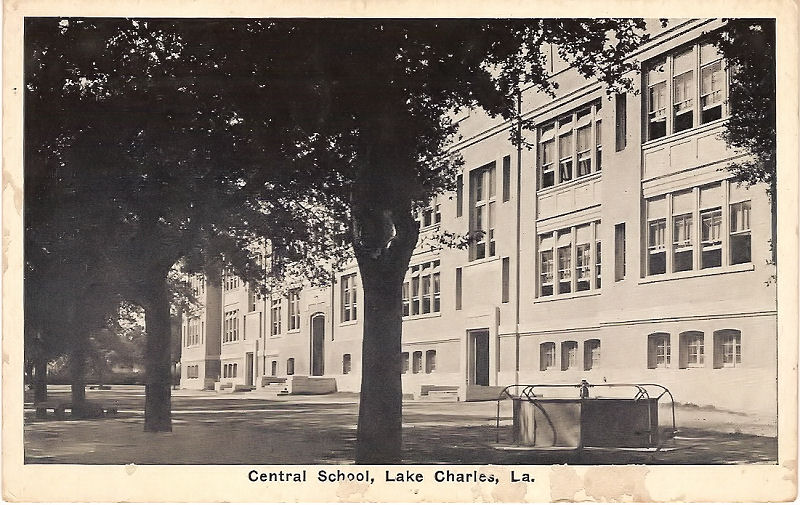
[355, 263, 404, 463]
[143, 272, 173, 432]
[354, 208, 418, 464]
[70, 345, 86, 405]
[33, 354, 48, 403]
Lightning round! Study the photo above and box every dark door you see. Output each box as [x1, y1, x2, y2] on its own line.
[311, 314, 325, 376]
[472, 330, 490, 386]
[245, 353, 254, 386]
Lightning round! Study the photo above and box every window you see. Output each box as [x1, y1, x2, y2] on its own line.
[223, 267, 240, 291]
[186, 365, 199, 379]
[647, 196, 667, 275]
[700, 42, 726, 123]
[502, 155, 511, 202]
[456, 174, 463, 217]
[713, 329, 742, 368]
[540, 342, 556, 371]
[342, 354, 352, 374]
[647, 333, 671, 369]
[286, 358, 295, 375]
[425, 350, 436, 374]
[418, 197, 442, 228]
[341, 273, 357, 322]
[287, 289, 301, 331]
[700, 184, 723, 269]
[557, 234, 572, 295]
[561, 341, 578, 370]
[679, 331, 705, 368]
[501, 257, 510, 303]
[539, 240, 554, 297]
[645, 181, 752, 277]
[470, 162, 496, 260]
[672, 190, 694, 272]
[647, 60, 668, 140]
[412, 351, 423, 374]
[540, 125, 556, 189]
[270, 298, 282, 335]
[186, 318, 201, 346]
[614, 223, 626, 281]
[576, 125, 592, 177]
[595, 237, 602, 289]
[455, 267, 462, 310]
[584, 339, 600, 370]
[595, 120, 603, 172]
[401, 352, 410, 374]
[615, 93, 627, 151]
[672, 49, 695, 132]
[576, 226, 591, 292]
[539, 221, 601, 297]
[223, 363, 238, 378]
[223, 310, 239, 343]
[271, 360, 277, 376]
[402, 282, 410, 317]
[539, 100, 602, 189]
[730, 199, 751, 265]
[404, 260, 441, 317]
[558, 131, 573, 182]
[646, 42, 728, 141]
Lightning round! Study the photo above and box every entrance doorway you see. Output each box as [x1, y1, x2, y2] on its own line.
[311, 313, 325, 376]
[469, 330, 490, 386]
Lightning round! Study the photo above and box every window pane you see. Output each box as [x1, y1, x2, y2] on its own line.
[673, 70, 695, 132]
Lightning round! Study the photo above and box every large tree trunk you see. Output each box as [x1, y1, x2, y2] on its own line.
[143, 271, 173, 432]
[70, 343, 86, 405]
[33, 354, 48, 403]
[354, 208, 419, 464]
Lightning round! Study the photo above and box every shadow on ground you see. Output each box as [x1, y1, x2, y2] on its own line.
[24, 387, 777, 465]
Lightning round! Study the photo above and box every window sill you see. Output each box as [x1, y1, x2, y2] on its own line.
[639, 262, 754, 284]
[403, 312, 442, 322]
[534, 290, 601, 304]
[642, 117, 727, 150]
[221, 341, 241, 345]
[466, 255, 501, 268]
[268, 335, 282, 339]
[286, 329, 301, 334]
[537, 172, 601, 196]
[339, 320, 358, 327]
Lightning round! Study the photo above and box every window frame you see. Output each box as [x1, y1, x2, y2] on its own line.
[341, 273, 358, 322]
[538, 100, 603, 190]
[287, 289, 301, 331]
[470, 162, 497, 261]
[538, 221, 601, 298]
[645, 41, 729, 142]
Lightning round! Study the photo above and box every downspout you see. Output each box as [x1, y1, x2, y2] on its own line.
[514, 91, 523, 386]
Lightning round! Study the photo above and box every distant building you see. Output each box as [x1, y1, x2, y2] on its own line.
[179, 19, 776, 416]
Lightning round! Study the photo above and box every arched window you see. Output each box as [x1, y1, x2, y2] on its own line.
[286, 358, 295, 376]
[679, 331, 705, 368]
[647, 333, 671, 369]
[584, 339, 600, 370]
[540, 342, 556, 371]
[561, 341, 578, 370]
[713, 329, 741, 368]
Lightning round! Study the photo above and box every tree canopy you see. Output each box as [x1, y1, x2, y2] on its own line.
[25, 17, 652, 456]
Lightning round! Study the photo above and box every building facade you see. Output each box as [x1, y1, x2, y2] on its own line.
[179, 19, 777, 417]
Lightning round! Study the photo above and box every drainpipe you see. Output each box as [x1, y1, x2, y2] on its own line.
[514, 91, 523, 387]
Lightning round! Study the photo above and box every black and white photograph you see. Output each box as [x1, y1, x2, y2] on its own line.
[3, 3, 798, 502]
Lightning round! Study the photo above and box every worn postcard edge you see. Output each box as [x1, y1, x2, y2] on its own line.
[2, 0, 798, 502]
